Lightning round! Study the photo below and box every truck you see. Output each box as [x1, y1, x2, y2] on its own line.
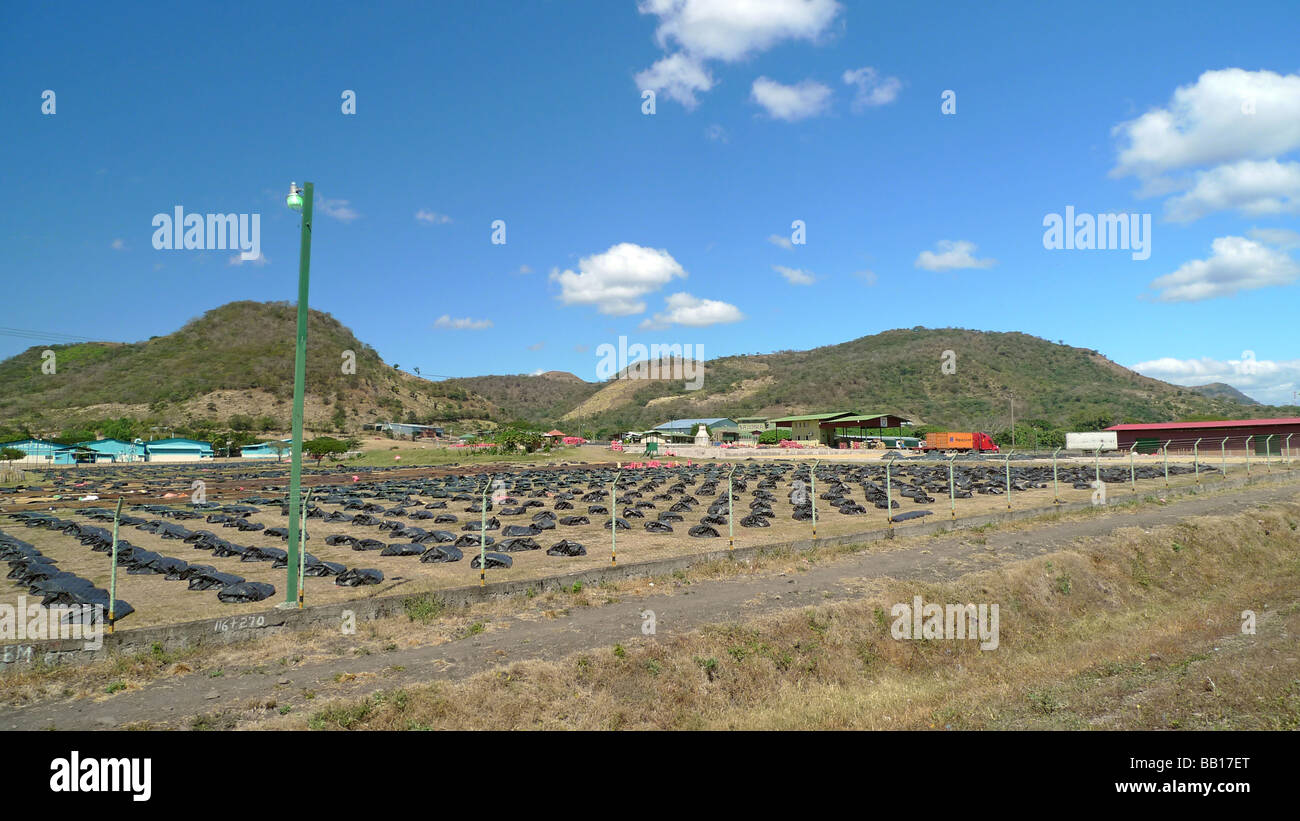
[1065, 431, 1118, 451]
[923, 431, 1000, 453]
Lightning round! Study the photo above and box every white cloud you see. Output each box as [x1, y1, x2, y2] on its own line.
[1111, 69, 1300, 221]
[842, 66, 901, 110]
[1130, 354, 1300, 405]
[751, 76, 832, 121]
[317, 195, 360, 222]
[914, 240, 996, 272]
[1164, 159, 1300, 222]
[704, 123, 729, 143]
[110, 238, 127, 251]
[854, 269, 877, 286]
[1248, 226, 1300, 249]
[767, 233, 793, 250]
[229, 252, 270, 267]
[636, 0, 841, 107]
[1145, 236, 1299, 302]
[434, 315, 493, 330]
[550, 242, 688, 316]
[1112, 69, 1300, 178]
[640, 0, 840, 61]
[527, 341, 545, 351]
[774, 264, 815, 285]
[636, 53, 714, 109]
[640, 292, 744, 328]
[415, 209, 453, 224]
[515, 264, 533, 275]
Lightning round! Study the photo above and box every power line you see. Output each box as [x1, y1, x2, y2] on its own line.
[0, 326, 100, 343]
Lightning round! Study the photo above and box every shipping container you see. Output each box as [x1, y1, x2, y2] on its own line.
[923, 432, 999, 452]
[1065, 431, 1118, 451]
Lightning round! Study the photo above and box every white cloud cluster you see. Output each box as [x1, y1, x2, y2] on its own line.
[640, 292, 744, 328]
[635, 0, 841, 108]
[316, 194, 360, 222]
[842, 66, 901, 110]
[434, 315, 493, 330]
[1130, 354, 1300, 405]
[1112, 69, 1300, 222]
[550, 242, 687, 316]
[1144, 236, 1299, 302]
[551, 242, 743, 328]
[914, 240, 996, 272]
[1248, 227, 1300, 249]
[773, 264, 815, 285]
[750, 76, 832, 121]
[415, 209, 452, 224]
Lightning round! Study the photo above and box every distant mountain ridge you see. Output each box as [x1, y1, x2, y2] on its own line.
[0, 303, 1291, 436]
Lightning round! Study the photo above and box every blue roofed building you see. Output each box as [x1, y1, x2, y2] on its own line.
[240, 438, 291, 459]
[652, 418, 740, 443]
[75, 438, 147, 463]
[144, 438, 214, 462]
[0, 438, 78, 464]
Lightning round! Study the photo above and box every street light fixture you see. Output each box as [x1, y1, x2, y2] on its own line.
[279, 180, 314, 608]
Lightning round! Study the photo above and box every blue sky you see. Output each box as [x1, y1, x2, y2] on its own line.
[3, 0, 1299, 402]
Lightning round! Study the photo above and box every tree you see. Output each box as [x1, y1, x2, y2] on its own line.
[304, 436, 347, 464]
[1, 448, 24, 462]
[331, 405, 348, 431]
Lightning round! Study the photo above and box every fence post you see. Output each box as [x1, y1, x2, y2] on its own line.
[886, 455, 897, 533]
[1265, 434, 1274, 471]
[610, 476, 617, 566]
[948, 453, 957, 519]
[1221, 437, 1229, 477]
[298, 488, 311, 608]
[1193, 438, 1202, 484]
[810, 459, 819, 538]
[1129, 443, 1137, 494]
[727, 463, 736, 550]
[1051, 448, 1061, 503]
[479, 477, 490, 586]
[1287, 433, 1295, 465]
[1094, 448, 1101, 487]
[1245, 436, 1253, 476]
[1004, 451, 1013, 511]
[1163, 441, 1171, 488]
[108, 498, 122, 634]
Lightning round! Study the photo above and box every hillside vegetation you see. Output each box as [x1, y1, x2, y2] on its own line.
[0, 304, 1285, 440]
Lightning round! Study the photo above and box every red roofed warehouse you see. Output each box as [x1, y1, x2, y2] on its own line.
[1105, 418, 1300, 454]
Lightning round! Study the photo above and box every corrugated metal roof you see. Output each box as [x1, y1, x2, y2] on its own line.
[767, 412, 856, 423]
[1107, 417, 1300, 431]
[654, 418, 736, 430]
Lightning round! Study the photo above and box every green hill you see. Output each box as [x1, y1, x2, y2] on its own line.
[548, 328, 1294, 434]
[0, 301, 498, 436]
[1, 305, 1291, 441]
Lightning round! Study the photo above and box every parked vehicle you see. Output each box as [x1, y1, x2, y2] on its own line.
[923, 432, 1000, 452]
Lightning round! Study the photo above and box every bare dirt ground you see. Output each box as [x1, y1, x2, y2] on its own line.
[0, 461, 1227, 628]
[3, 475, 1297, 730]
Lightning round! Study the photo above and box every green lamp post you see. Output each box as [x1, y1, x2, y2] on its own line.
[281, 181, 312, 607]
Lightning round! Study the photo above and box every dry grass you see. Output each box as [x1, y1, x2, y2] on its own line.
[258, 499, 1300, 730]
